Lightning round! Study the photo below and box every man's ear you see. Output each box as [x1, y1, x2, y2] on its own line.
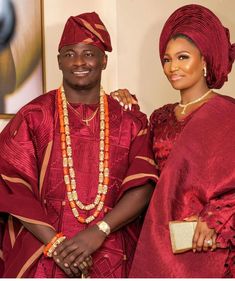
[57, 54, 62, 70]
[102, 54, 108, 70]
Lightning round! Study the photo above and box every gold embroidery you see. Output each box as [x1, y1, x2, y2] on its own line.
[80, 19, 105, 43]
[0, 250, 3, 261]
[39, 141, 53, 196]
[95, 24, 107, 31]
[16, 225, 24, 238]
[122, 173, 159, 185]
[1, 174, 32, 191]
[82, 38, 93, 44]
[13, 214, 55, 230]
[135, 156, 157, 167]
[16, 245, 44, 278]
[137, 128, 147, 136]
[8, 215, 16, 248]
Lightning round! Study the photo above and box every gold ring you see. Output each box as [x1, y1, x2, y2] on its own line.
[82, 261, 88, 267]
[86, 255, 92, 261]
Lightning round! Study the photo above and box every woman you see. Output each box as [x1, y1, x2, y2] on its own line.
[113, 4, 235, 277]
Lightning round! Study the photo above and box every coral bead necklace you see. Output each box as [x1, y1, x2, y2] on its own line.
[57, 86, 110, 224]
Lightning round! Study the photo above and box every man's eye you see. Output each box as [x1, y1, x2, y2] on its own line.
[85, 52, 94, 57]
[64, 52, 74, 57]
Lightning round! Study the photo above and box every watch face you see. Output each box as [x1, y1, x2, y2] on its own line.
[97, 221, 110, 235]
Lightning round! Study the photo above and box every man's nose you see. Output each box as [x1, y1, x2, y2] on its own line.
[73, 54, 86, 66]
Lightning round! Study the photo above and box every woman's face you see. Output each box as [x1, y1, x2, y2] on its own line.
[163, 37, 206, 91]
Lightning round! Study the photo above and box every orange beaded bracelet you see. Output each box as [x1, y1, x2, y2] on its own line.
[43, 232, 65, 257]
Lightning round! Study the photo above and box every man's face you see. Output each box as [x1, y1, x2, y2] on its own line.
[58, 43, 107, 90]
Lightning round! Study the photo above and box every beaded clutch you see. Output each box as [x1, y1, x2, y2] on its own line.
[169, 221, 197, 254]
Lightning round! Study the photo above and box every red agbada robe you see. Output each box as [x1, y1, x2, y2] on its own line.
[129, 95, 235, 278]
[0, 90, 158, 278]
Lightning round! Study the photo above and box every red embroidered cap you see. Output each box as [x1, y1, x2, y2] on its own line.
[58, 12, 112, 53]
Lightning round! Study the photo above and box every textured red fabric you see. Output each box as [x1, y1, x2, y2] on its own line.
[129, 95, 235, 277]
[159, 4, 235, 89]
[0, 91, 157, 278]
[58, 12, 112, 52]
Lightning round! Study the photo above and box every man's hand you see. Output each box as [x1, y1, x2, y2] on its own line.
[53, 225, 106, 276]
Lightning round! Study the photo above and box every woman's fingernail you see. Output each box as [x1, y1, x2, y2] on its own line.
[125, 104, 128, 110]
[120, 102, 124, 107]
[64, 262, 69, 268]
[129, 104, 132, 111]
[53, 251, 57, 256]
[193, 249, 196, 253]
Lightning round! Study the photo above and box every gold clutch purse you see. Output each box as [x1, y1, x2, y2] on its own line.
[169, 221, 197, 254]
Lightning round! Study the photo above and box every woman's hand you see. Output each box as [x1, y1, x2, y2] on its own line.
[184, 215, 217, 252]
[52, 225, 106, 277]
[110, 89, 138, 110]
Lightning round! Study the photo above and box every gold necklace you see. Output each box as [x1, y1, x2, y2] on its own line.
[179, 89, 212, 114]
[67, 103, 99, 126]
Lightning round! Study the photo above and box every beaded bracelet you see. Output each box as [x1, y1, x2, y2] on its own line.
[43, 232, 66, 258]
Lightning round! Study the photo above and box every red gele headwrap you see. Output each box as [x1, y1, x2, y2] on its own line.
[159, 4, 235, 89]
[58, 12, 112, 53]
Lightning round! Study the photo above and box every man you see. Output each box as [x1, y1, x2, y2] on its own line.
[0, 12, 157, 278]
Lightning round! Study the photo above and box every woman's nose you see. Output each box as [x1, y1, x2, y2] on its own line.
[170, 60, 179, 72]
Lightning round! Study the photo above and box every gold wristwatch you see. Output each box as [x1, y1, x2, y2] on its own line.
[96, 220, 111, 236]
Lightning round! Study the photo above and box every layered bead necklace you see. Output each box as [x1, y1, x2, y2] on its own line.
[57, 86, 110, 224]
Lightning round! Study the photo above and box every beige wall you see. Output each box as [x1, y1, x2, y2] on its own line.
[44, 0, 235, 116]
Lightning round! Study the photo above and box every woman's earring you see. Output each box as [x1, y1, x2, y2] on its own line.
[203, 66, 207, 77]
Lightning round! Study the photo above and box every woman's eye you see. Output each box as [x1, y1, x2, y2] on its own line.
[178, 55, 189, 60]
[163, 57, 170, 63]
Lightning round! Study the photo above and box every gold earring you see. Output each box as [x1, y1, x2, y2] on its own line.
[203, 66, 207, 77]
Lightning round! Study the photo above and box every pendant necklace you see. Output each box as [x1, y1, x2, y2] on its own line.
[67, 102, 99, 126]
[178, 89, 212, 114]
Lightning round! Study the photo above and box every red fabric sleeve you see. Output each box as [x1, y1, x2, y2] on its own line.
[118, 108, 158, 200]
[200, 193, 235, 248]
[0, 108, 53, 226]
